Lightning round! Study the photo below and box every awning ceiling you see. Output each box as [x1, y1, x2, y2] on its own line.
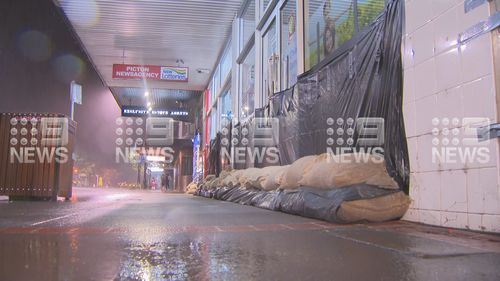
[53, 0, 243, 107]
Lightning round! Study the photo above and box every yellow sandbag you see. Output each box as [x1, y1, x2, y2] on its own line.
[337, 191, 411, 223]
[298, 153, 399, 190]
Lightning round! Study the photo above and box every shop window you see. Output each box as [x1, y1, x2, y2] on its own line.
[220, 91, 231, 128]
[357, 0, 385, 31]
[213, 66, 220, 96]
[220, 39, 232, 82]
[240, 45, 255, 119]
[210, 108, 218, 139]
[181, 156, 193, 176]
[305, 0, 356, 70]
[262, 19, 277, 101]
[281, 0, 298, 89]
[242, 0, 256, 50]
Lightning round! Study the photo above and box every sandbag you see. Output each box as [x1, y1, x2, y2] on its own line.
[280, 155, 319, 189]
[222, 174, 239, 188]
[262, 165, 290, 191]
[205, 175, 216, 182]
[210, 178, 220, 190]
[232, 170, 244, 180]
[337, 191, 410, 223]
[298, 153, 399, 190]
[239, 168, 259, 187]
[244, 166, 284, 190]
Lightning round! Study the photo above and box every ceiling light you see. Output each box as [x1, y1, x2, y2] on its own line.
[147, 102, 151, 107]
[144, 91, 150, 97]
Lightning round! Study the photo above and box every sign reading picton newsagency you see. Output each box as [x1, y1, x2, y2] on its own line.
[112, 64, 188, 82]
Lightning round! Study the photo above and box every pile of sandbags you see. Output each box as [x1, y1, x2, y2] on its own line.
[193, 152, 410, 223]
[185, 182, 198, 194]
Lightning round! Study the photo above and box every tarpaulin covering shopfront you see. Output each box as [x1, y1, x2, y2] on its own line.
[199, 0, 409, 223]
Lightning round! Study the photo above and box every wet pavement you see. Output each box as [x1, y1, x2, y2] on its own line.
[1, 187, 499, 280]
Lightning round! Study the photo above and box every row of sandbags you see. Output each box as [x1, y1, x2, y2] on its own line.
[185, 182, 198, 194]
[193, 153, 410, 223]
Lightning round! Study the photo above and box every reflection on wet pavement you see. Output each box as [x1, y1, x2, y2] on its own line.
[1, 188, 499, 280]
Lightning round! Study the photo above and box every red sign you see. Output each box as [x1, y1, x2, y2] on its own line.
[112, 64, 189, 82]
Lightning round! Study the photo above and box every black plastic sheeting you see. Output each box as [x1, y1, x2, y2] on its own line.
[195, 184, 399, 223]
[214, 0, 408, 193]
[270, 0, 407, 192]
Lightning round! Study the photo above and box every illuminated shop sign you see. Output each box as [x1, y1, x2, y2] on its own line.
[121, 106, 188, 117]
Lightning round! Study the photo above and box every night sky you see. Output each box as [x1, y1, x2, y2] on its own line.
[0, 0, 136, 183]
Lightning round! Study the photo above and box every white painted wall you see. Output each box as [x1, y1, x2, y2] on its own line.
[402, 0, 500, 232]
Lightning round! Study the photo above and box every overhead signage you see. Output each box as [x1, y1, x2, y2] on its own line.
[112, 64, 189, 82]
[121, 106, 189, 117]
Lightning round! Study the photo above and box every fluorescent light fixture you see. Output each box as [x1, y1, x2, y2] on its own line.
[149, 167, 163, 172]
[147, 156, 166, 162]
